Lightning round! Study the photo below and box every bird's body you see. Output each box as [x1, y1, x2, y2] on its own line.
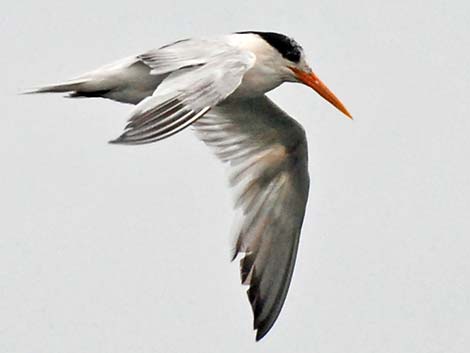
[27, 31, 351, 340]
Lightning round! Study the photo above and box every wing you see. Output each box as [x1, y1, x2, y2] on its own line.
[110, 49, 255, 145]
[193, 96, 310, 340]
[139, 38, 236, 75]
[25, 37, 242, 105]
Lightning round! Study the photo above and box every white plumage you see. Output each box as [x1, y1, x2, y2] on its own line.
[26, 31, 351, 341]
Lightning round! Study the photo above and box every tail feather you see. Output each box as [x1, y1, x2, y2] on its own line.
[22, 56, 162, 104]
[22, 79, 90, 95]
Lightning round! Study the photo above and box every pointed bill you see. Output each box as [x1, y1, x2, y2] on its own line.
[290, 67, 352, 119]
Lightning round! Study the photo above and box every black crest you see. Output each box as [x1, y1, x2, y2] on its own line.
[237, 31, 303, 63]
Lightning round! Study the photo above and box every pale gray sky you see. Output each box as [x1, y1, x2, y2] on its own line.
[2, 1, 470, 352]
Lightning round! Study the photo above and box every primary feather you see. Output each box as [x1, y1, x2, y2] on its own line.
[25, 31, 332, 341]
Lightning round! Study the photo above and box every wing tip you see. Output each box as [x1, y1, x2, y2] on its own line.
[108, 137, 123, 144]
[255, 328, 268, 342]
[108, 135, 132, 145]
[253, 313, 278, 341]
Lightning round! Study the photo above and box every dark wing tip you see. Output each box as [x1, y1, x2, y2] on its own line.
[255, 326, 271, 341]
[252, 296, 278, 341]
[254, 311, 279, 341]
[243, 266, 279, 341]
[108, 136, 124, 144]
[108, 134, 133, 145]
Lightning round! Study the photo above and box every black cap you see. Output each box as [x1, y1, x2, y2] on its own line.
[237, 31, 303, 63]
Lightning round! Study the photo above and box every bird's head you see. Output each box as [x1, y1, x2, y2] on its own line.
[240, 31, 352, 119]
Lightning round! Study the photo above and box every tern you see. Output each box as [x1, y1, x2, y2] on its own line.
[27, 31, 352, 340]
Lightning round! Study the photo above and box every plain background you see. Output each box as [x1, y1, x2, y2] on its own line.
[2, 1, 469, 352]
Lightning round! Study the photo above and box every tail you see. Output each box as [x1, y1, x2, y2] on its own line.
[22, 79, 110, 98]
[22, 56, 163, 104]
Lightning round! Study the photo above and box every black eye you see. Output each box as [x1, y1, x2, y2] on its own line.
[285, 47, 302, 63]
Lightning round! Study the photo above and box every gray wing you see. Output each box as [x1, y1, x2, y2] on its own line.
[111, 49, 255, 145]
[193, 96, 310, 340]
[139, 37, 236, 75]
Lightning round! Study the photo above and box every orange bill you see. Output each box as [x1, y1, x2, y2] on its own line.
[290, 67, 352, 119]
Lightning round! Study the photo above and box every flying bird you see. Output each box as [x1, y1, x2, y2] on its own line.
[27, 31, 352, 340]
